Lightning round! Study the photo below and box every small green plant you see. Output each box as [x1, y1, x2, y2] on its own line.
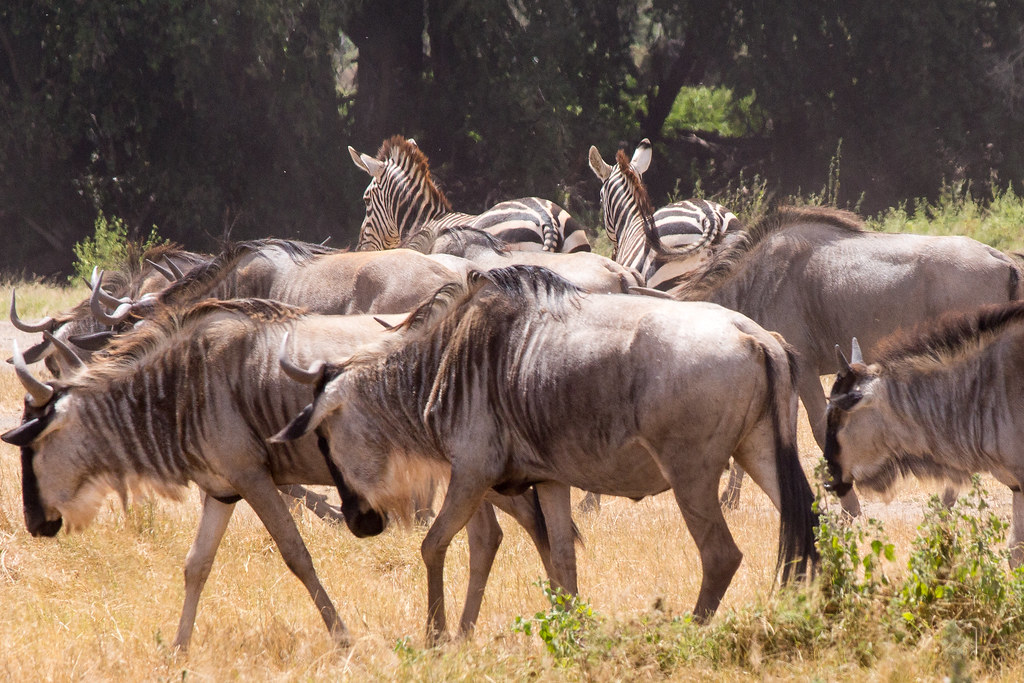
[70, 212, 165, 283]
[512, 581, 596, 665]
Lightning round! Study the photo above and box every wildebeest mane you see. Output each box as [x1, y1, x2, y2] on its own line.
[377, 135, 452, 212]
[874, 300, 1024, 368]
[76, 299, 305, 387]
[672, 205, 865, 298]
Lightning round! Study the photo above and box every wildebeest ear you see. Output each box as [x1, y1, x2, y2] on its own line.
[19, 339, 53, 365]
[2, 417, 48, 446]
[268, 404, 316, 443]
[830, 390, 864, 412]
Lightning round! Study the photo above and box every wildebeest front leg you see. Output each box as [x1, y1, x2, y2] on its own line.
[237, 473, 349, 646]
[173, 494, 235, 652]
[1010, 489, 1024, 570]
[421, 472, 490, 645]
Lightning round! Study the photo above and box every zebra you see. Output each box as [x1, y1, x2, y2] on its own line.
[348, 135, 591, 253]
[588, 138, 740, 290]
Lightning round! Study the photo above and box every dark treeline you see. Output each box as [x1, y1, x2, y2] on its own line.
[2, 1, 1022, 276]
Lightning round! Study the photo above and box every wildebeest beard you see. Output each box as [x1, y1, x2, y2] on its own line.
[21, 446, 62, 537]
[823, 408, 852, 497]
[856, 451, 971, 495]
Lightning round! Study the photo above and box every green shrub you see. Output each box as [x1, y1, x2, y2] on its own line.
[70, 213, 166, 283]
[512, 581, 597, 665]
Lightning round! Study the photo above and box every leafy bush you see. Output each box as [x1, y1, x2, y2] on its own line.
[512, 581, 597, 665]
[70, 213, 165, 283]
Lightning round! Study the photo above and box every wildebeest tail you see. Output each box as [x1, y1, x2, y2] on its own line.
[762, 340, 819, 583]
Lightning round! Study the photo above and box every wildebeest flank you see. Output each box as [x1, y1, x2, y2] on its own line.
[669, 205, 1024, 513]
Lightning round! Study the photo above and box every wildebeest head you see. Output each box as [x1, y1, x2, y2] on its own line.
[1, 340, 75, 536]
[824, 338, 886, 496]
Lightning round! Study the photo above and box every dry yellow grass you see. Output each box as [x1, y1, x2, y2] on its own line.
[2, 311, 1023, 679]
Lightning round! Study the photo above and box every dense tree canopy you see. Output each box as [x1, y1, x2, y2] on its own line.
[2, 0, 1022, 275]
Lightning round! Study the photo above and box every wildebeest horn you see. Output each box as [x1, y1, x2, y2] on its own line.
[278, 332, 325, 384]
[627, 286, 674, 299]
[835, 344, 852, 378]
[164, 258, 184, 280]
[9, 290, 56, 333]
[42, 330, 86, 372]
[373, 316, 395, 330]
[68, 330, 115, 351]
[11, 339, 54, 407]
[90, 271, 134, 325]
[145, 258, 176, 281]
[850, 337, 863, 365]
[319, 236, 331, 247]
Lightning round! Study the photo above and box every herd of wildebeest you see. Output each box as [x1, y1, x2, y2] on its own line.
[3, 136, 1024, 650]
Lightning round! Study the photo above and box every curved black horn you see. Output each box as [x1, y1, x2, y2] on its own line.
[42, 331, 86, 373]
[145, 258, 175, 281]
[278, 332, 325, 384]
[9, 290, 56, 333]
[11, 339, 54, 407]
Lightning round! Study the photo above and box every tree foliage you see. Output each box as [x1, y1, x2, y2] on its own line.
[2, 0, 1023, 276]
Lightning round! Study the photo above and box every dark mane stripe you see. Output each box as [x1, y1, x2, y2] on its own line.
[875, 300, 1024, 366]
[78, 298, 304, 386]
[377, 135, 452, 211]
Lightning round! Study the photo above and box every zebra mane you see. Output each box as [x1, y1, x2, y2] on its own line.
[377, 135, 452, 212]
[672, 205, 865, 297]
[614, 149, 656, 219]
[874, 300, 1024, 369]
[72, 298, 305, 388]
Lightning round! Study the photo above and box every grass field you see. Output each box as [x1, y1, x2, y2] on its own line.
[2, 200, 1024, 680]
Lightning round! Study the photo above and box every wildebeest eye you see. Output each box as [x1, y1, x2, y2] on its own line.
[829, 390, 863, 411]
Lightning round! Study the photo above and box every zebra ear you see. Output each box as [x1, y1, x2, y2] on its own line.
[348, 146, 385, 178]
[630, 138, 652, 175]
[588, 146, 612, 181]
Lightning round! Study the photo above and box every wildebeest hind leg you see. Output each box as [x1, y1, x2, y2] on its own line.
[459, 502, 503, 635]
[173, 494, 235, 652]
[720, 463, 745, 509]
[236, 472, 349, 646]
[662, 459, 742, 623]
[534, 482, 578, 596]
[1010, 490, 1024, 569]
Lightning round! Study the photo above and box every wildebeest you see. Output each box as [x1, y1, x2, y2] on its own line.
[272, 265, 819, 642]
[1, 299, 562, 650]
[824, 301, 1024, 565]
[9, 243, 210, 374]
[587, 138, 739, 290]
[668, 206, 1024, 514]
[406, 225, 643, 294]
[91, 239, 463, 325]
[349, 135, 591, 252]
